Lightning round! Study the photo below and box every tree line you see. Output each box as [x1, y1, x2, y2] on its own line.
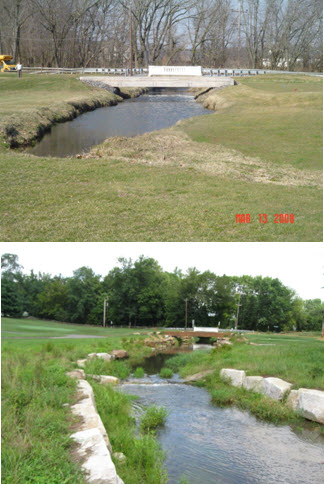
[0, 0, 322, 71]
[1, 253, 323, 332]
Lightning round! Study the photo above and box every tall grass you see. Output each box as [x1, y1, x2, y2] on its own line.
[1, 352, 85, 484]
[140, 406, 168, 433]
[92, 383, 167, 483]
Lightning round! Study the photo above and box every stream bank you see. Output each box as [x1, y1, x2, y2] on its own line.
[0, 83, 147, 148]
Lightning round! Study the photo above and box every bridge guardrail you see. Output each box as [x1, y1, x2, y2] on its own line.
[21, 66, 322, 77]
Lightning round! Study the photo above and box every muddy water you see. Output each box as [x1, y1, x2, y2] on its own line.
[28, 88, 212, 158]
[122, 353, 324, 484]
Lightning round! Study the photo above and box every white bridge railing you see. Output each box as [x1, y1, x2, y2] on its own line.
[148, 65, 202, 76]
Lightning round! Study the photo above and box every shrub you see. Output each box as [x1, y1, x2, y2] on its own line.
[159, 368, 173, 379]
[140, 406, 168, 433]
[134, 367, 145, 378]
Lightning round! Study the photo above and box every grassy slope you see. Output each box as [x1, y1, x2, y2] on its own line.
[188, 75, 323, 170]
[0, 74, 322, 241]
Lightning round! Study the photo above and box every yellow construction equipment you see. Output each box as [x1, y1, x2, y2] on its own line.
[0, 55, 17, 72]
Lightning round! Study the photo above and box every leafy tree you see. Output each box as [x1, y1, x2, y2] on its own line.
[37, 277, 69, 321]
[66, 267, 103, 324]
[1, 277, 23, 317]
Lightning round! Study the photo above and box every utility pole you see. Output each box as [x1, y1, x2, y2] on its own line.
[185, 298, 188, 330]
[235, 292, 241, 331]
[103, 296, 109, 327]
[129, 0, 133, 76]
[237, 0, 241, 68]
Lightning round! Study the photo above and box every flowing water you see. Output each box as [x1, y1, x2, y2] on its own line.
[28, 88, 211, 158]
[122, 354, 324, 484]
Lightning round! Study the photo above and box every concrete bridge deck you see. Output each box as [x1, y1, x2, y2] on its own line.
[80, 75, 234, 88]
[165, 330, 231, 338]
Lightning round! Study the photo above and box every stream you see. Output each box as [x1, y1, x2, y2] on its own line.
[28, 88, 212, 158]
[121, 351, 324, 484]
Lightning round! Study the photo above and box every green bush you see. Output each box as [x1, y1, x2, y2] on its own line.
[134, 367, 145, 378]
[140, 406, 168, 433]
[159, 368, 173, 379]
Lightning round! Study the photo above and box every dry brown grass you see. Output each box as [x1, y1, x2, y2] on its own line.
[86, 127, 321, 188]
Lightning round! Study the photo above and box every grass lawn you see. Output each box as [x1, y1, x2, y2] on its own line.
[1, 317, 149, 339]
[0, 73, 322, 241]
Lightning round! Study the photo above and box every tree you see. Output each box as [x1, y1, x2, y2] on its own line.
[1, 277, 24, 317]
[66, 266, 103, 324]
[37, 277, 69, 321]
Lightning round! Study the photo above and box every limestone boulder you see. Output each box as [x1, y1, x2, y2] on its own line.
[71, 427, 124, 484]
[262, 377, 292, 401]
[70, 379, 112, 453]
[220, 369, 246, 387]
[77, 359, 87, 368]
[286, 390, 299, 411]
[113, 452, 126, 464]
[89, 374, 120, 385]
[110, 350, 129, 360]
[88, 352, 114, 361]
[296, 389, 324, 424]
[66, 369, 85, 380]
[243, 376, 264, 392]
[184, 370, 214, 383]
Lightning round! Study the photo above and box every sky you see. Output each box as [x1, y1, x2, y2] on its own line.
[1, 242, 323, 301]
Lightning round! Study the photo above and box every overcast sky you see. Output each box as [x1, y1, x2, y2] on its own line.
[1, 242, 323, 301]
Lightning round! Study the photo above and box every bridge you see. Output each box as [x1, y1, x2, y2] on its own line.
[79, 75, 234, 89]
[80, 64, 234, 88]
[164, 330, 231, 339]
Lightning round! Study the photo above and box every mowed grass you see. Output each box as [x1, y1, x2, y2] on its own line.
[185, 75, 323, 170]
[2, 317, 149, 339]
[0, 73, 93, 117]
[0, 73, 322, 241]
[0, 150, 322, 241]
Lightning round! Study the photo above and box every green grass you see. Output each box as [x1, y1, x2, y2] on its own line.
[92, 384, 167, 483]
[134, 366, 145, 378]
[2, 317, 149, 339]
[140, 406, 168, 433]
[159, 367, 174, 379]
[0, 73, 321, 241]
[1, 350, 86, 484]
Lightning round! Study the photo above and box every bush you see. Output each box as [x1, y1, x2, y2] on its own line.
[140, 406, 168, 433]
[159, 368, 173, 379]
[134, 367, 145, 378]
